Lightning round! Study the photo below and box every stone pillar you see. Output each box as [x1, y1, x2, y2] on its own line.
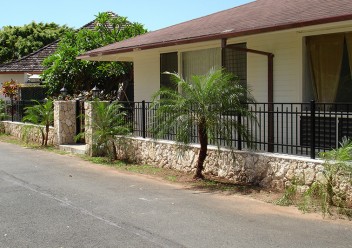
[84, 101, 108, 156]
[84, 101, 94, 156]
[54, 101, 77, 145]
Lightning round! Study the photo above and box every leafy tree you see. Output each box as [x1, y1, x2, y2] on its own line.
[22, 100, 54, 146]
[91, 101, 131, 161]
[0, 22, 71, 64]
[42, 13, 147, 97]
[151, 68, 256, 179]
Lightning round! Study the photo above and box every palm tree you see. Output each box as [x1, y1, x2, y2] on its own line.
[23, 99, 54, 146]
[91, 101, 131, 161]
[151, 68, 256, 179]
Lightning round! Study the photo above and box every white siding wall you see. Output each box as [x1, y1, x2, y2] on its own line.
[132, 23, 352, 104]
[0, 74, 27, 100]
[132, 31, 304, 103]
[228, 32, 303, 103]
[134, 55, 160, 102]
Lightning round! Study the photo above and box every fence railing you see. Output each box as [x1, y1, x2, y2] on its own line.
[120, 100, 352, 159]
[2, 100, 45, 122]
[2, 100, 351, 159]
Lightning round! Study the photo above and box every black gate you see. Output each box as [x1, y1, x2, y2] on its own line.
[75, 100, 85, 143]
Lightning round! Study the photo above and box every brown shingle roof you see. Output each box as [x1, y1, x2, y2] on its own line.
[0, 41, 58, 73]
[79, 0, 352, 58]
[0, 11, 117, 73]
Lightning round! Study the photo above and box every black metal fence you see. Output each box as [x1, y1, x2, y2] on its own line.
[121, 100, 352, 159]
[2, 99, 351, 159]
[2, 100, 45, 122]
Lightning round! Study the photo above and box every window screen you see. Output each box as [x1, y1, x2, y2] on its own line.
[223, 43, 247, 88]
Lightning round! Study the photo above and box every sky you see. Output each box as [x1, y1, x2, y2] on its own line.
[0, 0, 253, 31]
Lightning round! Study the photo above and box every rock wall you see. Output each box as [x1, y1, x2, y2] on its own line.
[1, 121, 56, 145]
[115, 137, 352, 202]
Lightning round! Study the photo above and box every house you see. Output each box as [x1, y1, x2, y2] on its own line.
[0, 12, 114, 100]
[79, 0, 352, 103]
[0, 41, 58, 100]
[78, 0, 352, 156]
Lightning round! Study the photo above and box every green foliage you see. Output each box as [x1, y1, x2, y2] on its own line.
[91, 101, 131, 161]
[22, 100, 54, 146]
[151, 68, 256, 179]
[275, 181, 299, 206]
[300, 138, 352, 218]
[42, 12, 147, 96]
[0, 99, 8, 121]
[0, 22, 71, 64]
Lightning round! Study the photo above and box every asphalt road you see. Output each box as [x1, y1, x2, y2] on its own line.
[0, 141, 351, 248]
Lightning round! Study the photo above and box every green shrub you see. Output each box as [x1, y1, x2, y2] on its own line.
[0, 99, 8, 121]
[301, 138, 352, 218]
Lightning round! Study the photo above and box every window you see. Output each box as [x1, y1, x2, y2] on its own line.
[182, 48, 221, 82]
[305, 32, 352, 103]
[160, 52, 178, 91]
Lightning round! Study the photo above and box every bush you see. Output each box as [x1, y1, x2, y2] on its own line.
[301, 138, 352, 218]
[0, 99, 8, 121]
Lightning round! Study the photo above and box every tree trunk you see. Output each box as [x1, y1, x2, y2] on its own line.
[111, 140, 118, 161]
[40, 129, 45, 146]
[194, 119, 207, 179]
[44, 124, 49, 146]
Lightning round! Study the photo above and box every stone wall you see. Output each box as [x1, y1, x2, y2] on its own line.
[1, 121, 56, 145]
[54, 101, 76, 145]
[114, 137, 352, 202]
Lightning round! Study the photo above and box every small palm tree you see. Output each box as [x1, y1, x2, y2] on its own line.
[92, 101, 131, 161]
[151, 68, 256, 179]
[23, 99, 54, 146]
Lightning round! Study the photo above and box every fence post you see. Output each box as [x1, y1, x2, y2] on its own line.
[142, 100, 146, 138]
[237, 112, 242, 150]
[310, 100, 316, 159]
[268, 103, 274, 152]
[11, 98, 14, 122]
[75, 100, 80, 138]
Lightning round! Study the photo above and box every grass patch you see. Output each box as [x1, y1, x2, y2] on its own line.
[81, 155, 162, 175]
[0, 133, 23, 146]
[0, 133, 68, 155]
[166, 175, 178, 182]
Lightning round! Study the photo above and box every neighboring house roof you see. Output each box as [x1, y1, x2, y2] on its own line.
[0, 11, 116, 73]
[79, 0, 352, 58]
[0, 41, 58, 73]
